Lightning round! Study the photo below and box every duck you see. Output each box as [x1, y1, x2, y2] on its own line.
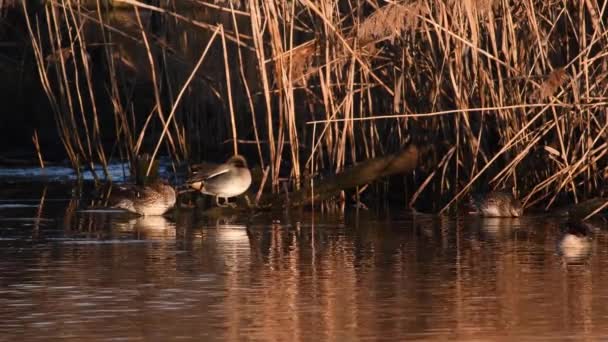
[558, 220, 592, 261]
[110, 179, 177, 216]
[467, 191, 523, 217]
[186, 154, 252, 207]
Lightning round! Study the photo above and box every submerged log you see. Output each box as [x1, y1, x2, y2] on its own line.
[277, 145, 420, 207]
[557, 197, 608, 219]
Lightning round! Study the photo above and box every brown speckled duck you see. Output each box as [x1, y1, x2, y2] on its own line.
[467, 191, 523, 217]
[107, 154, 176, 216]
[111, 179, 176, 216]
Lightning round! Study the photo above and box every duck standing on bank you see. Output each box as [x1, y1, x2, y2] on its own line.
[467, 191, 524, 217]
[186, 155, 252, 207]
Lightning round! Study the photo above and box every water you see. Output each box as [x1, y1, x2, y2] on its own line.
[1, 181, 608, 341]
[0, 158, 173, 182]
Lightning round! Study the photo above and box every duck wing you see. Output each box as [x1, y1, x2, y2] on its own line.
[188, 162, 231, 183]
[106, 183, 143, 209]
[109, 184, 137, 198]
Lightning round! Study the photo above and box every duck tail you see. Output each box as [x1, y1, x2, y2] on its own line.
[185, 178, 206, 192]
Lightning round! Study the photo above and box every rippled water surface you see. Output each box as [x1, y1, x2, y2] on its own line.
[1, 181, 608, 341]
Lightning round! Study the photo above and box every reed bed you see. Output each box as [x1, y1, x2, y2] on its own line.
[10, 0, 608, 211]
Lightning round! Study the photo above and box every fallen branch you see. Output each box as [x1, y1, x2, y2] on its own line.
[270, 144, 420, 207]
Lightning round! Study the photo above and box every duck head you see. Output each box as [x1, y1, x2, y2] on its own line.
[227, 155, 249, 169]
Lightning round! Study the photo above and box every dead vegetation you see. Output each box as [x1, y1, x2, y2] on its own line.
[7, 0, 608, 212]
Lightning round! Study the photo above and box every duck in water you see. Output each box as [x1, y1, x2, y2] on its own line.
[111, 179, 177, 216]
[186, 155, 252, 207]
[106, 154, 176, 216]
[467, 191, 524, 217]
[558, 220, 592, 261]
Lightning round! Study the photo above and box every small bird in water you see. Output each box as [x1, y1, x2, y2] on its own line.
[111, 179, 176, 216]
[558, 220, 592, 261]
[467, 191, 523, 217]
[187, 154, 252, 207]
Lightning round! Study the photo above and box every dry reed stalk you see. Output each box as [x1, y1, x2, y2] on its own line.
[32, 130, 44, 169]
[22, 1, 125, 182]
[543, 123, 608, 209]
[191, 0, 249, 16]
[47, 4, 92, 173]
[305, 103, 608, 125]
[93, 1, 137, 165]
[249, 0, 277, 190]
[276, 0, 302, 188]
[260, 0, 290, 190]
[59, 3, 94, 165]
[584, 198, 608, 220]
[299, 0, 394, 95]
[335, 54, 356, 173]
[220, 25, 239, 155]
[133, 6, 179, 158]
[146, 25, 221, 177]
[22, 1, 81, 175]
[255, 166, 270, 205]
[409, 146, 456, 207]
[306, 82, 351, 173]
[524, 128, 608, 209]
[67, 1, 110, 178]
[228, 1, 265, 168]
[310, 122, 317, 207]
[489, 121, 557, 186]
[526, 140, 608, 210]
[133, 104, 159, 153]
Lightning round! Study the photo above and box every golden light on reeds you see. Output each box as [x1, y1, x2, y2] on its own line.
[12, 0, 608, 211]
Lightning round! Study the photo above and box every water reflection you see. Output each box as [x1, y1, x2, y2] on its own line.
[115, 215, 177, 238]
[2, 186, 608, 340]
